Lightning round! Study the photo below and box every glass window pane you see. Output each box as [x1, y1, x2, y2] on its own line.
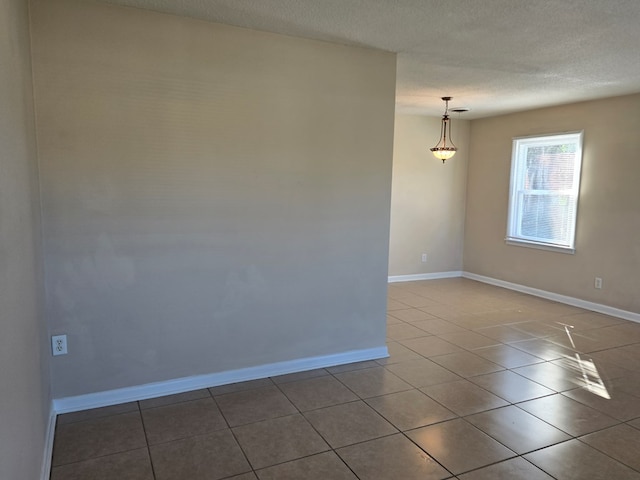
[507, 132, 583, 252]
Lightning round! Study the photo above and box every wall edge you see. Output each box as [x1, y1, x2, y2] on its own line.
[40, 402, 56, 480]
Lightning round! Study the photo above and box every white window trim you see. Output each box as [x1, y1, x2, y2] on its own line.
[505, 238, 576, 254]
[505, 131, 584, 254]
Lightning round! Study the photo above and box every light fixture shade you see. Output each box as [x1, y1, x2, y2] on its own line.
[431, 97, 457, 163]
[431, 148, 457, 161]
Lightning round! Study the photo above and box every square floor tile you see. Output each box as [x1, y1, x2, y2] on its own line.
[421, 379, 508, 416]
[304, 401, 397, 448]
[421, 306, 473, 321]
[554, 352, 630, 383]
[56, 402, 139, 425]
[589, 347, 639, 372]
[394, 294, 438, 308]
[605, 324, 640, 341]
[366, 389, 456, 431]
[457, 457, 553, 480]
[278, 375, 357, 411]
[563, 386, 640, 421]
[512, 361, 584, 391]
[141, 398, 227, 445]
[438, 331, 500, 350]
[431, 351, 504, 378]
[386, 314, 405, 325]
[473, 307, 517, 321]
[326, 360, 379, 374]
[518, 393, 619, 436]
[338, 434, 450, 480]
[617, 343, 640, 366]
[50, 448, 153, 480]
[334, 366, 412, 398]
[525, 439, 640, 480]
[389, 308, 435, 322]
[449, 315, 499, 330]
[375, 342, 423, 365]
[580, 424, 640, 471]
[233, 414, 328, 469]
[271, 368, 328, 384]
[510, 338, 576, 361]
[474, 325, 536, 343]
[208, 378, 274, 396]
[474, 325, 536, 344]
[139, 389, 211, 410]
[465, 310, 533, 327]
[150, 429, 251, 480]
[400, 336, 463, 357]
[256, 451, 357, 480]
[579, 326, 640, 352]
[412, 318, 467, 335]
[545, 332, 603, 353]
[407, 418, 515, 475]
[470, 370, 554, 403]
[387, 299, 410, 311]
[553, 312, 624, 331]
[385, 358, 462, 388]
[387, 323, 431, 340]
[466, 405, 570, 454]
[53, 412, 146, 466]
[539, 302, 587, 315]
[611, 372, 640, 397]
[473, 344, 543, 368]
[215, 385, 297, 426]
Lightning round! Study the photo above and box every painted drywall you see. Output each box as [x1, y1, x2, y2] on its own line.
[388, 114, 469, 276]
[464, 93, 640, 313]
[0, 0, 51, 477]
[30, 0, 396, 398]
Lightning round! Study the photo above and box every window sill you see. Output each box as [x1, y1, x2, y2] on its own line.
[505, 238, 575, 255]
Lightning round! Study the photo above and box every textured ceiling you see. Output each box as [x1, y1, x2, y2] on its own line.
[100, 0, 640, 118]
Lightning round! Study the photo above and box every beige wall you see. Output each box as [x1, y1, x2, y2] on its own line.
[464, 93, 640, 313]
[0, 0, 51, 477]
[389, 114, 469, 276]
[31, 0, 396, 398]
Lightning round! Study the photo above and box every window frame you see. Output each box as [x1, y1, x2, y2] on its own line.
[506, 131, 584, 254]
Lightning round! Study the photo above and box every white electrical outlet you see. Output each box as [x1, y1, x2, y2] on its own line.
[52, 335, 67, 356]
[421, 253, 428, 263]
[594, 277, 603, 289]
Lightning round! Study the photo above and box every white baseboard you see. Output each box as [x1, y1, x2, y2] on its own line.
[40, 402, 56, 480]
[53, 346, 388, 414]
[388, 271, 463, 283]
[463, 272, 640, 323]
[387, 270, 639, 322]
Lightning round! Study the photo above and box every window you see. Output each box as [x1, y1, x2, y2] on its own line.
[506, 131, 583, 253]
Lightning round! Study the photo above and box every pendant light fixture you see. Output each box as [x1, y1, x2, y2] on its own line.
[431, 96, 457, 163]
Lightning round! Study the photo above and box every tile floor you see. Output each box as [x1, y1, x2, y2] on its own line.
[50, 278, 640, 479]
